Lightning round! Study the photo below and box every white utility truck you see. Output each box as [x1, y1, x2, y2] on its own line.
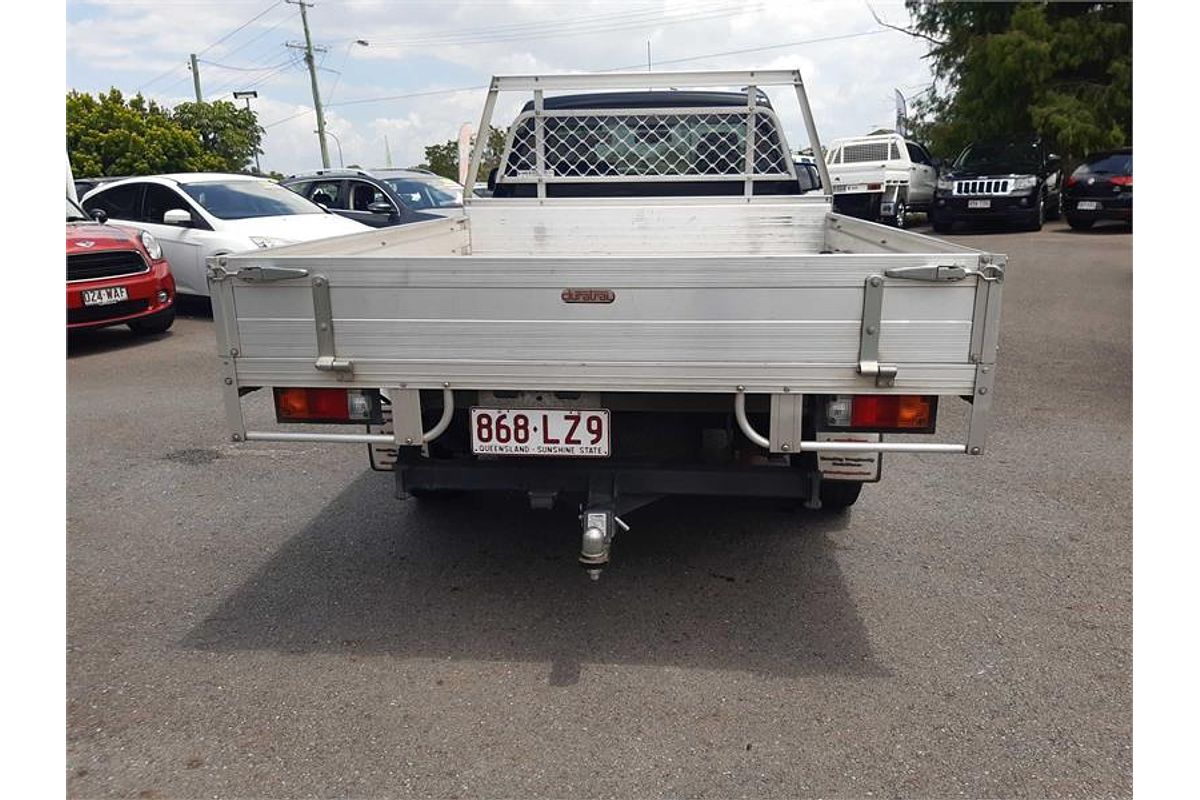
[825, 132, 939, 227]
[210, 71, 1004, 578]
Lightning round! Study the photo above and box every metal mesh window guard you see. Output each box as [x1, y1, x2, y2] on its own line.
[499, 107, 794, 182]
[842, 142, 893, 163]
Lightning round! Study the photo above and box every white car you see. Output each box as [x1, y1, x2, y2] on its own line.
[824, 133, 939, 227]
[81, 173, 371, 296]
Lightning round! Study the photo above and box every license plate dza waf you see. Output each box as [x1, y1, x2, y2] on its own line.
[967, 199, 991, 209]
[470, 408, 610, 457]
[82, 286, 128, 306]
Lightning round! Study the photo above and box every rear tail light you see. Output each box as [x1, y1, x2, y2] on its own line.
[823, 394, 937, 433]
[274, 387, 382, 424]
[1065, 176, 1078, 188]
[867, 182, 882, 190]
[1110, 175, 1132, 186]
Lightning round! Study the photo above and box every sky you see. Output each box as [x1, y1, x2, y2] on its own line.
[65, 0, 935, 176]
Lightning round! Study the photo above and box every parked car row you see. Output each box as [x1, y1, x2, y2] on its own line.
[822, 131, 1130, 233]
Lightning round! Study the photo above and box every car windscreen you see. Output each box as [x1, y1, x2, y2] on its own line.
[381, 176, 463, 210]
[1077, 152, 1132, 175]
[67, 197, 89, 221]
[955, 142, 1040, 172]
[180, 180, 325, 220]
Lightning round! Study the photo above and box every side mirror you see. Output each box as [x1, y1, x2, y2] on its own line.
[367, 200, 395, 216]
[89, 208, 108, 224]
[163, 208, 192, 226]
[1047, 153, 1061, 168]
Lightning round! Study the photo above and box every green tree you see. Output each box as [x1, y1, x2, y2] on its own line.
[67, 89, 222, 177]
[419, 126, 508, 182]
[171, 100, 264, 172]
[899, 2, 1131, 163]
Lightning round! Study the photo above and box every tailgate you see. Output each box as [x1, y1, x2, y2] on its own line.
[210, 239, 999, 399]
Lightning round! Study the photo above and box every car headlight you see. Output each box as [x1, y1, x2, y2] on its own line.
[936, 176, 954, 191]
[1011, 175, 1037, 191]
[139, 230, 162, 260]
[249, 236, 289, 249]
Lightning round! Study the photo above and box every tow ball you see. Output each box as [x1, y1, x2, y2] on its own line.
[578, 509, 630, 581]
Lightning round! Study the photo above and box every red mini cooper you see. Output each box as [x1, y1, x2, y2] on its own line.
[67, 196, 175, 333]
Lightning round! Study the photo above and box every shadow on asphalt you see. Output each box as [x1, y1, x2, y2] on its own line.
[183, 469, 888, 683]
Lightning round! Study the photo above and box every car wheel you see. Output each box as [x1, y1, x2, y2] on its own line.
[818, 481, 863, 511]
[1066, 215, 1095, 230]
[1023, 196, 1045, 231]
[128, 307, 175, 335]
[889, 198, 908, 229]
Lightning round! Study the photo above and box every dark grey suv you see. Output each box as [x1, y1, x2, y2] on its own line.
[281, 168, 464, 228]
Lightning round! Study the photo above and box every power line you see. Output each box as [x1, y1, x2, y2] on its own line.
[312, 29, 887, 114]
[367, 3, 761, 49]
[366, 1, 737, 47]
[197, 0, 283, 57]
[198, 57, 293, 72]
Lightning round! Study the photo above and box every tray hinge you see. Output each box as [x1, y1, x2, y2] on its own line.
[312, 274, 353, 378]
[858, 274, 897, 388]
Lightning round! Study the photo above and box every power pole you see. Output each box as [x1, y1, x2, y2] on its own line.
[286, 0, 330, 168]
[189, 53, 203, 102]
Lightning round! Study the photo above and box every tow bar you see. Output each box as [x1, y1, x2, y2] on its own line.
[578, 509, 630, 580]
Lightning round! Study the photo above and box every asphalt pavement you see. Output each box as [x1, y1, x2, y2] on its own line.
[67, 217, 1132, 798]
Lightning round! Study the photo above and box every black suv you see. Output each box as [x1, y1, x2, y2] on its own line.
[931, 138, 1063, 232]
[281, 168, 462, 227]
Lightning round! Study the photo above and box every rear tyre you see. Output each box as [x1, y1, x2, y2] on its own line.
[819, 481, 863, 511]
[887, 198, 908, 229]
[128, 307, 175, 335]
[1066, 215, 1095, 231]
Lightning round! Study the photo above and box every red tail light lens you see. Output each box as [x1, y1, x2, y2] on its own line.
[1065, 176, 1078, 188]
[867, 182, 882, 190]
[1109, 175, 1132, 186]
[274, 387, 381, 424]
[825, 395, 937, 433]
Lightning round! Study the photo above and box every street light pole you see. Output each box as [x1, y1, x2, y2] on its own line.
[234, 90, 261, 174]
[317, 129, 344, 168]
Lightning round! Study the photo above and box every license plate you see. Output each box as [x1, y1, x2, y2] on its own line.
[470, 408, 610, 457]
[1076, 200, 1100, 210]
[81, 286, 128, 306]
[967, 199, 991, 209]
[838, 183, 867, 193]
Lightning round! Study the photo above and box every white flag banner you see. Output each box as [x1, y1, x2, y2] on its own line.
[894, 89, 907, 137]
[457, 123, 475, 186]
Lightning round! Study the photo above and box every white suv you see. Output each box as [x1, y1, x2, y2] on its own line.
[824, 133, 939, 227]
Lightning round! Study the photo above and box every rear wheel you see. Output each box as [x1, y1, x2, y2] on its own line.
[819, 481, 863, 511]
[1066, 215, 1095, 230]
[128, 307, 175, 335]
[888, 198, 908, 229]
